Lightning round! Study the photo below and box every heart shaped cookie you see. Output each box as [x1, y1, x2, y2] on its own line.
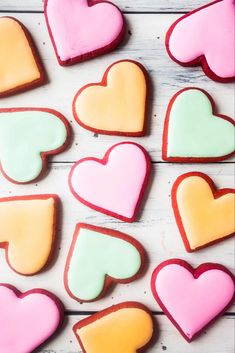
[73, 60, 148, 136]
[0, 17, 45, 97]
[0, 284, 63, 353]
[172, 172, 235, 252]
[64, 223, 145, 302]
[0, 195, 58, 275]
[74, 302, 154, 353]
[151, 259, 235, 342]
[44, 0, 125, 65]
[0, 108, 70, 183]
[166, 0, 235, 82]
[69, 142, 151, 222]
[162, 88, 235, 162]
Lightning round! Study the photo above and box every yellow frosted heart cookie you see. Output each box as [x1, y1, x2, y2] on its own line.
[0, 195, 58, 275]
[0, 17, 45, 97]
[172, 172, 235, 251]
[74, 302, 154, 353]
[73, 60, 148, 136]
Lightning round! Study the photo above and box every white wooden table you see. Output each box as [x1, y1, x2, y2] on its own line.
[0, 1, 234, 352]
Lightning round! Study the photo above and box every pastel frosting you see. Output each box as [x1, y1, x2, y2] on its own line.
[0, 196, 57, 275]
[73, 61, 147, 135]
[0, 109, 68, 183]
[167, 0, 235, 80]
[173, 174, 235, 251]
[152, 262, 235, 341]
[45, 0, 124, 64]
[0, 17, 43, 96]
[164, 88, 235, 160]
[69, 142, 151, 222]
[74, 304, 154, 353]
[0, 285, 62, 353]
[65, 225, 142, 301]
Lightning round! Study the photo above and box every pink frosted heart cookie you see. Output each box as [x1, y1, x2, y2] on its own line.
[166, 0, 235, 82]
[44, 0, 125, 66]
[151, 259, 235, 342]
[68, 142, 151, 222]
[0, 284, 64, 353]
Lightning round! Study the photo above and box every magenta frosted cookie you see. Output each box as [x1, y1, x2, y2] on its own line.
[166, 0, 235, 82]
[44, 0, 125, 66]
[64, 223, 146, 302]
[0, 284, 64, 353]
[151, 259, 235, 342]
[68, 142, 151, 222]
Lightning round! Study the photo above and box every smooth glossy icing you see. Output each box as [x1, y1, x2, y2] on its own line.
[69, 142, 150, 221]
[45, 0, 124, 63]
[0, 196, 56, 275]
[0, 110, 68, 183]
[166, 89, 235, 159]
[66, 226, 142, 301]
[168, 0, 235, 79]
[74, 61, 147, 134]
[0, 17, 42, 95]
[75, 306, 153, 353]
[153, 263, 235, 340]
[0, 285, 61, 353]
[175, 175, 235, 250]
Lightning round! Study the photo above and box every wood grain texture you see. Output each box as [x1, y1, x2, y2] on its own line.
[0, 0, 215, 13]
[0, 13, 234, 163]
[0, 163, 234, 312]
[0, 3, 234, 353]
[39, 315, 235, 352]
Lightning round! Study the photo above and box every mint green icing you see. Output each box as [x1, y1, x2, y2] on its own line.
[67, 227, 142, 301]
[0, 110, 67, 182]
[167, 89, 235, 158]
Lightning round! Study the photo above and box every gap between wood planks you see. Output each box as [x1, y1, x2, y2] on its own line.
[0, 9, 188, 14]
[64, 310, 235, 316]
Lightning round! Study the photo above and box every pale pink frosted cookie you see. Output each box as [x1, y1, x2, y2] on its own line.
[166, 0, 235, 82]
[0, 284, 64, 353]
[68, 142, 151, 222]
[151, 259, 235, 342]
[44, 0, 125, 66]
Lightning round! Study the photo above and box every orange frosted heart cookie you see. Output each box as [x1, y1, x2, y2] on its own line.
[0, 17, 45, 97]
[0, 194, 58, 275]
[74, 302, 154, 353]
[172, 172, 235, 251]
[73, 60, 148, 136]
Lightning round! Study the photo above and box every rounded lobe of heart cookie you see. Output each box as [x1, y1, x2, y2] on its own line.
[74, 302, 154, 353]
[0, 108, 70, 183]
[162, 88, 235, 162]
[172, 172, 235, 252]
[64, 223, 145, 302]
[73, 60, 148, 136]
[44, 0, 125, 65]
[166, 0, 235, 82]
[0, 195, 58, 275]
[68, 142, 151, 222]
[151, 260, 235, 342]
[0, 17, 45, 97]
[0, 284, 63, 353]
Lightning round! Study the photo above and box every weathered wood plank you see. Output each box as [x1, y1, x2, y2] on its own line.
[0, 0, 216, 13]
[0, 13, 234, 163]
[39, 315, 235, 353]
[0, 162, 234, 312]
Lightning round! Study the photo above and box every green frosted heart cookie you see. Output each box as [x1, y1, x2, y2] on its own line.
[64, 223, 145, 302]
[162, 88, 235, 162]
[0, 108, 69, 183]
